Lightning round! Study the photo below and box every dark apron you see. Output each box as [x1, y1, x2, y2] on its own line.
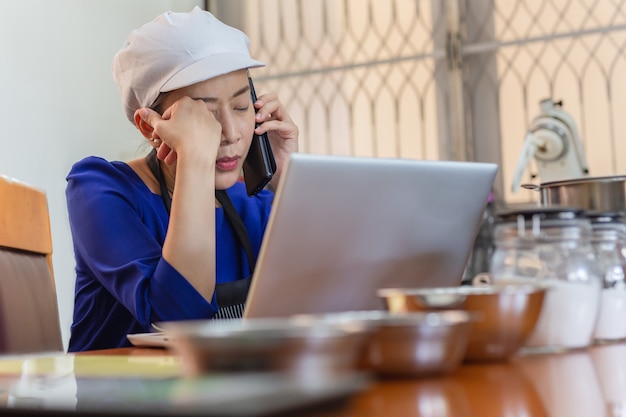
[145, 149, 254, 319]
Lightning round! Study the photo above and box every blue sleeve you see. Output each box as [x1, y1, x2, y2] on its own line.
[66, 158, 218, 327]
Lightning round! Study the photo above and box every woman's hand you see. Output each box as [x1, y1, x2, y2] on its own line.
[252, 93, 299, 188]
[136, 96, 222, 165]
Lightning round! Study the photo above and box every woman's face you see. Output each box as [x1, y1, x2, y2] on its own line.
[159, 69, 255, 190]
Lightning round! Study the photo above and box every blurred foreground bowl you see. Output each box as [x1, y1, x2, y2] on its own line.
[378, 283, 547, 361]
[293, 310, 473, 377]
[161, 318, 368, 380]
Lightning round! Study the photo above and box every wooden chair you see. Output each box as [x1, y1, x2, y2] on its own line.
[0, 175, 63, 353]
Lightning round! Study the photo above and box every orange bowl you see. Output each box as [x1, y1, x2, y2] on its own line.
[293, 310, 474, 377]
[378, 283, 547, 361]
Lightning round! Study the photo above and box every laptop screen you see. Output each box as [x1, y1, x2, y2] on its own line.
[244, 153, 498, 318]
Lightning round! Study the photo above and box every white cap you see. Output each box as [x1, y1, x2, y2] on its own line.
[113, 6, 265, 123]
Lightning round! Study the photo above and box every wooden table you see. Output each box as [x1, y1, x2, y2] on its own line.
[1, 342, 624, 417]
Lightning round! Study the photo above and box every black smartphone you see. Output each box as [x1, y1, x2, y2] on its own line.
[243, 77, 277, 196]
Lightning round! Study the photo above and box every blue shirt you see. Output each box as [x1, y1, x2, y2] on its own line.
[65, 156, 273, 352]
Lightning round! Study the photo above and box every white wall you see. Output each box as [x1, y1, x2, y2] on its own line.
[0, 0, 201, 349]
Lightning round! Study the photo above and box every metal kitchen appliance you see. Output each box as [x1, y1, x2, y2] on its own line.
[522, 175, 626, 213]
[511, 98, 590, 193]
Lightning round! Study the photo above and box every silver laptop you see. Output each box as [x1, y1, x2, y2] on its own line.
[243, 153, 498, 318]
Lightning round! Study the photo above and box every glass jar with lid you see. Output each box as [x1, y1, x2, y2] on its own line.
[490, 207, 601, 353]
[586, 211, 626, 342]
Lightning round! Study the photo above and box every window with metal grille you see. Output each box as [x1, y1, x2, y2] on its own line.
[209, 0, 626, 206]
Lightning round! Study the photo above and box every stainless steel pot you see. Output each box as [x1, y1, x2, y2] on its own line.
[522, 175, 626, 213]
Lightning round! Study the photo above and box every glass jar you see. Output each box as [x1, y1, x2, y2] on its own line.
[586, 211, 626, 342]
[490, 207, 601, 353]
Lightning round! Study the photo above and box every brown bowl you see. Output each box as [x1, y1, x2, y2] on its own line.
[378, 283, 547, 362]
[161, 318, 368, 380]
[293, 310, 474, 377]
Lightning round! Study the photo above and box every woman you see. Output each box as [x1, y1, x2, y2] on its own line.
[65, 7, 298, 352]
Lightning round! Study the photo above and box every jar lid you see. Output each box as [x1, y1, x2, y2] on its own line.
[584, 210, 625, 225]
[496, 206, 584, 223]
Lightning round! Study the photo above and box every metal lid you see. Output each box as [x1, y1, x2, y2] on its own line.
[496, 206, 584, 223]
[584, 210, 625, 225]
[539, 174, 626, 187]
